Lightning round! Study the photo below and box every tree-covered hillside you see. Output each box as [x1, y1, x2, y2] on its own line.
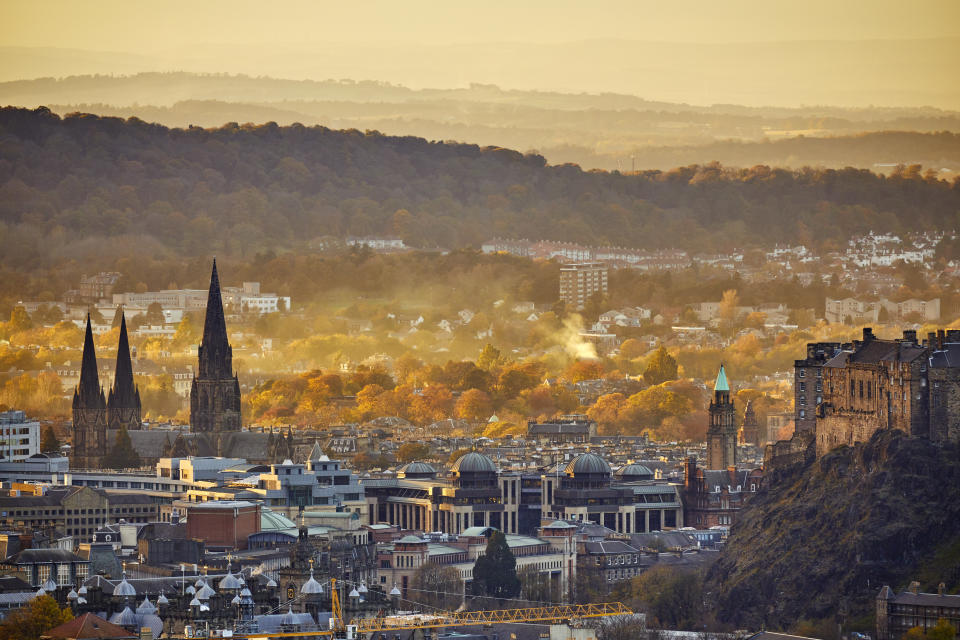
[1, 107, 958, 270]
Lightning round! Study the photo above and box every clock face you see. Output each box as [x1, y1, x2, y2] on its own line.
[287, 587, 295, 601]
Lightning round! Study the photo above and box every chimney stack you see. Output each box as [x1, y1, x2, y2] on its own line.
[863, 327, 874, 342]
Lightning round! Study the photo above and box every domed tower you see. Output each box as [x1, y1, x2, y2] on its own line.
[615, 462, 654, 482]
[448, 452, 503, 533]
[450, 452, 498, 489]
[707, 364, 737, 470]
[397, 462, 438, 480]
[563, 453, 612, 490]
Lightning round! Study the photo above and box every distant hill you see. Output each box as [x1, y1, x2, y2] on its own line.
[0, 37, 957, 109]
[0, 106, 958, 271]
[708, 430, 960, 631]
[2, 73, 960, 172]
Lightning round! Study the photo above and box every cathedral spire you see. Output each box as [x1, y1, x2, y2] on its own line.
[109, 310, 137, 407]
[76, 314, 104, 407]
[198, 258, 232, 379]
[191, 259, 242, 438]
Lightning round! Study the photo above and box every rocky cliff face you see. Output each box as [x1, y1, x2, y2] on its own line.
[709, 429, 960, 630]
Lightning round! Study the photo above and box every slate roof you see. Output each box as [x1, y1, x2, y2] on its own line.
[582, 540, 640, 555]
[929, 343, 960, 368]
[884, 589, 960, 607]
[9, 548, 83, 564]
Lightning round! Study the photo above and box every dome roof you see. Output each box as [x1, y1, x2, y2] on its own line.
[136, 595, 157, 614]
[67, 589, 79, 600]
[565, 452, 611, 476]
[112, 606, 138, 627]
[300, 570, 323, 595]
[261, 508, 298, 533]
[42, 579, 57, 592]
[197, 583, 216, 600]
[616, 463, 654, 479]
[157, 593, 169, 606]
[398, 461, 437, 478]
[114, 573, 136, 598]
[219, 572, 243, 590]
[450, 451, 496, 474]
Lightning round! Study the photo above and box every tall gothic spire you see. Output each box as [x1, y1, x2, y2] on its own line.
[76, 314, 104, 408]
[109, 310, 138, 407]
[198, 258, 232, 379]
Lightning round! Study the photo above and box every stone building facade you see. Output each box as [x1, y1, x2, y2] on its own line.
[877, 582, 960, 640]
[793, 341, 842, 433]
[799, 328, 960, 457]
[739, 400, 762, 447]
[818, 329, 929, 456]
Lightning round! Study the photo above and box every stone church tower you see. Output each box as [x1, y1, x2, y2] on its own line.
[107, 311, 141, 431]
[190, 259, 242, 447]
[706, 364, 737, 470]
[72, 315, 107, 469]
[739, 400, 762, 447]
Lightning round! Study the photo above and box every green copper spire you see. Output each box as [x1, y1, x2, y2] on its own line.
[714, 364, 729, 392]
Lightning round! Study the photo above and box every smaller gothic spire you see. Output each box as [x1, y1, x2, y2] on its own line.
[76, 314, 104, 408]
[109, 311, 138, 407]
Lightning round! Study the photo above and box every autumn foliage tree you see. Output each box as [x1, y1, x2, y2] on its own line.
[0, 594, 73, 640]
[643, 345, 678, 386]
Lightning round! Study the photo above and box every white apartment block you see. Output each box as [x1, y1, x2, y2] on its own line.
[0, 411, 41, 461]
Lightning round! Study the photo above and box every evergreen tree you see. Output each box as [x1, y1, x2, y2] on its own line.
[103, 426, 141, 469]
[644, 345, 678, 386]
[471, 530, 521, 600]
[40, 425, 60, 453]
[8, 306, 32, 333]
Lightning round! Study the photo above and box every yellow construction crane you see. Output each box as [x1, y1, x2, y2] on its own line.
[242, 601, 634, 639]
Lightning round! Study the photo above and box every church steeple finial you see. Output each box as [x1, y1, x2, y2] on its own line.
[76, 314, 104, 407]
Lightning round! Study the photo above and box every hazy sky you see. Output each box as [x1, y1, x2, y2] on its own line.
[2, 0, 959, 108]
[4, 0, 959, 49]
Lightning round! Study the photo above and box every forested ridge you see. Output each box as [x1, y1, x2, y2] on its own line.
[1, 106, 959, 270]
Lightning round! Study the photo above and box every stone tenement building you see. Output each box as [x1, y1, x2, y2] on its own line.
[811, 328, 960, 456]
[72, 312, 141, 469]
[793, 341, 843, 433]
